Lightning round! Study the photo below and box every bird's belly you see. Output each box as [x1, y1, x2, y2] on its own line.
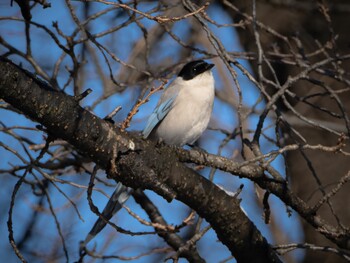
[155, 101, 211, 146]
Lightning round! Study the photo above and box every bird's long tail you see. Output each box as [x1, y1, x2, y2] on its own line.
[83, 183, 132, 245]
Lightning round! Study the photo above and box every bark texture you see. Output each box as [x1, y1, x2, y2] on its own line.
[0, 58, 281, 263]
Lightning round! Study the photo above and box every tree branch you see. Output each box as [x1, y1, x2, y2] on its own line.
[0, 58, 281, 262]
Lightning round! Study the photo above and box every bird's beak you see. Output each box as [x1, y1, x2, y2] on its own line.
[205, 63, 215, 71]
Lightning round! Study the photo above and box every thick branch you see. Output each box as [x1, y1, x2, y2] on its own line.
[177, 143, 350, 250]
[0, 58, 281, 263]
[132, 190, 204, 262]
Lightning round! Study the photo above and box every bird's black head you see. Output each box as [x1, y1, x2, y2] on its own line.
[178, 60, 214, 80]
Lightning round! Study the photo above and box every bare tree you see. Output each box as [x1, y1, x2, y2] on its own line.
[0, 0, 349, 262]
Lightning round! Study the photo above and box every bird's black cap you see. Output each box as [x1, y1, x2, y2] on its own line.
[178, 60, 214, 80]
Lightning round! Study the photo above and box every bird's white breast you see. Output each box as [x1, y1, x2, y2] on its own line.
[155, 71, 214, 146]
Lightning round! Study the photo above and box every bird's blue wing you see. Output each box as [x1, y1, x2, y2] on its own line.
[142, 94, 176, 139]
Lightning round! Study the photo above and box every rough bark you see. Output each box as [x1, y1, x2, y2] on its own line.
[0, 58, 281, 262]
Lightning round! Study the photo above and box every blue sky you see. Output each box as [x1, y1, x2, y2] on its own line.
[0, 1, 303, 262]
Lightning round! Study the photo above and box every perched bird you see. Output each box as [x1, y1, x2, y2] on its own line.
[83, 60, 215, 245]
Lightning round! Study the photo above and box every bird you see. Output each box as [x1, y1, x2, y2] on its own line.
[83, 60, 215, 245]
